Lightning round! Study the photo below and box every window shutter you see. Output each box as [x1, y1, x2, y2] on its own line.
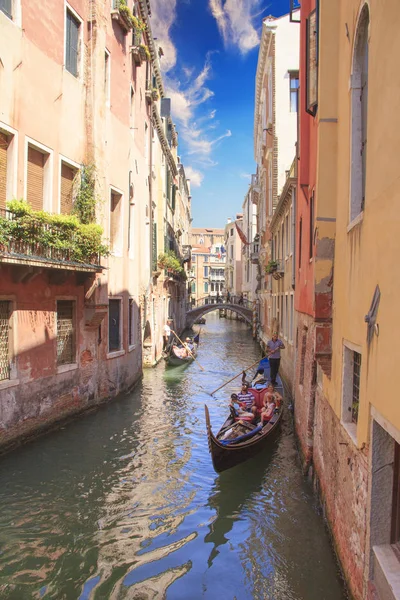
[109, 299, 121, 351]
[60, 163, 75, 214]
[0, 131, 9, 209]
[66, 11, 79, 77]
[27, 146, 44, 211]
[0, 300, 10, 381]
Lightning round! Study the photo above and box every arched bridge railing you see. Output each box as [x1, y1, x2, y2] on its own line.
[185, 295, 256, 328]
[187, 295, 254, 312]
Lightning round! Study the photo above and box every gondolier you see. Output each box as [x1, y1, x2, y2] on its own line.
[163, 318, 173, 351]
[266, 332, 285, 385]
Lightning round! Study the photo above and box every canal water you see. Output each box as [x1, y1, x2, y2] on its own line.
[0, 313, 347, 600]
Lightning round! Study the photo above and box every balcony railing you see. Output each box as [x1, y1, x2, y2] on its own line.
[0, 209, 103, 272]
[250, 241, 259, 264]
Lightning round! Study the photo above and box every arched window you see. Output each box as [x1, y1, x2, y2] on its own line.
[199, 237, 204, 245]
[350, 4, 369, 223]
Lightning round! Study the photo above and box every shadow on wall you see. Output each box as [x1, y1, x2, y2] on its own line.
[0, 268, 143, 451]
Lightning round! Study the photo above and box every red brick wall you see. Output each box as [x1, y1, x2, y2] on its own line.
[313, 387, 368, 600]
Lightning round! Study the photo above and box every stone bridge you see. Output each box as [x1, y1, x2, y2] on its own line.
[186, 296, 254, 328]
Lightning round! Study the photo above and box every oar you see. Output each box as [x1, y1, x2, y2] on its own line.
[209, 357, 266, 396]
[171, 330, 205, 371]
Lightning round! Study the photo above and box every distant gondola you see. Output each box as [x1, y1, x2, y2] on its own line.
[194, 317, 206, 325]
[165, 332, 200, 367]
[205, 357, 283, 473]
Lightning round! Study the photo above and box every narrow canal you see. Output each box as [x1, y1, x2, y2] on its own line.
[0, 314, 347, 600]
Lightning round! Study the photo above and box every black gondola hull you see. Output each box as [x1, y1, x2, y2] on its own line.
[205, 404, 282, 473]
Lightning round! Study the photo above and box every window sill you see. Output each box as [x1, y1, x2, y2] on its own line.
[341, 420, 358, 446]
[107, 349, 125, 360]
[128, 344, 137, 353]
[57, 363, 78, 374]
[372, 544, 400, 599]
[0, 378, 20, 391]
[347, 211, 364, 233]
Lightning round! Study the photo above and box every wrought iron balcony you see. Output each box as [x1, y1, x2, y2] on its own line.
[0, 208, 103, 273]
[250, 240, 260, 264]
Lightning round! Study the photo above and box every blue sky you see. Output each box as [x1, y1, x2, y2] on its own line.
[150, 0, 291, 228]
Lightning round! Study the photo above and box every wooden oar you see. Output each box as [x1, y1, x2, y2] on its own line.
[209, 357, 267, 396]
[171, 330, 205, 371]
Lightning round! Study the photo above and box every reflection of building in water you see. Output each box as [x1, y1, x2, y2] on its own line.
[91, 392, 198, 597]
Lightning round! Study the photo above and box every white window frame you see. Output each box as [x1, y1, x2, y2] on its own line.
[58, 155, 80, 214]
[56, 296, 78, 374]
[341, 340, 362, 445]
[107, 295, 125, 359]
[0, 122, 18, 202]
[0, 0, 22, 27]
[24, 137, 54, 212]
[109, 185, 124, 257]
[64, 2, 84, 79]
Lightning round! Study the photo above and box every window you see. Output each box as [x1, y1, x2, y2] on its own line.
[285, 214, 289, 257]
[191, 282, 196, 293]
[309, 192, 314, 258]
[306, 8, 318, 115]
[204, 255, 208, 263]
[342, 344, 362, 436]
[0, 0, 12, 19]
[130, 86, 135, 132]
[110, 189, 123, 253]
[57, 301, 76, 366]
[230, 245, 233, 259]
[204, 266, 208, 278]
[0, 131, 10, 208]
[299, 217, 302, 268]
[129, 298, 136, 347]
[108, 298, 121, 352]
[230, 228, 233, 236]
[290, 294, 294, 342]
[192, 255, 196, 262]
[0, 300, 11, 381]
[104, 50, 110, 105]
[27, 144, 49, 211]
[204, 282, 208, 294]
[350, 5, 369, 221]
[285, 295, 289, 338]
[60, 161, 77, 214]
[299, 329, 307, 384]
[65, 8, 81, 77]
[290, 72, 299, 112]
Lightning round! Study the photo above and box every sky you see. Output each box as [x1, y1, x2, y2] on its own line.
[149, 0, 291, 229]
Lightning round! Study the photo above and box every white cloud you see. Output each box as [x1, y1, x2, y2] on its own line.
[209, 0, 262, 53]
[185, 166, 204, 187]
[150, 0, 177, 71]
[150, 3, 234, 187]
[240, 172, 252, 180]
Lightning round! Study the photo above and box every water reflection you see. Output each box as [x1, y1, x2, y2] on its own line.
[0, 313, 346, 600]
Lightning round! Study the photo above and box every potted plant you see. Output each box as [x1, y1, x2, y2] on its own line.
[265, 260, 279, 274]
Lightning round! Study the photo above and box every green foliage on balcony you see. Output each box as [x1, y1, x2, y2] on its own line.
[157, 250, 184, 276]
[72, 163, 98, 224]
[265, 260, 279, 274]
[118, 0, 146, 31]
[0, 200, 109, 265]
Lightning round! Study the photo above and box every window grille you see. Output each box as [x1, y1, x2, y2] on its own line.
[0, 301, 10, 381]
[109, 299, 121, 352]
[57, 301, 75, 365]
[352, 351, 361, 424]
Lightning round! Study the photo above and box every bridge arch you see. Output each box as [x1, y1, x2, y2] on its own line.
[185, 301, 254, 329]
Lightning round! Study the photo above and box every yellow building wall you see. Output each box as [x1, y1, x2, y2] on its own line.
[321, 0, 400, 446]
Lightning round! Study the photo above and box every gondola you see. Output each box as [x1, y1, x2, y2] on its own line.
[165, 332, 200, 367]
[205, 357, 283, 473]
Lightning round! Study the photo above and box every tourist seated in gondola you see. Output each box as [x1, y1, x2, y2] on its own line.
[237, 382, 257, 415]
[260, 396, 276, 425]
[265, 383, 282, 407]
[184, 337, 194, 353]
[230, 393, 253, 417]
